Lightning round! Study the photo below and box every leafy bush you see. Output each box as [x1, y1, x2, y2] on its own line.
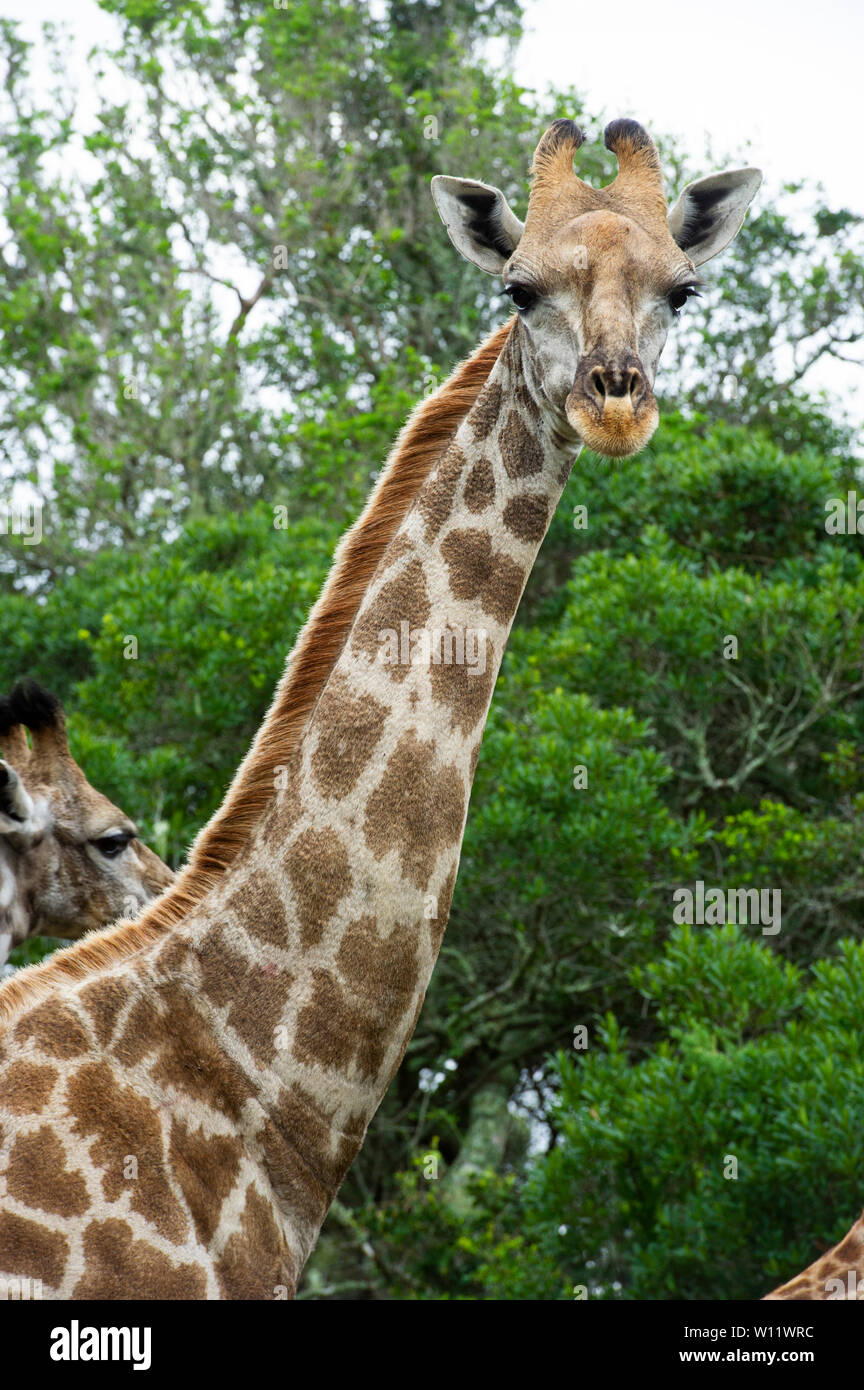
[356, 927, 864, 1301]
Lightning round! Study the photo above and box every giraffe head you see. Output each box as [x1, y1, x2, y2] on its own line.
[0, 681, 174, 964]
[432, 118, 761, 457]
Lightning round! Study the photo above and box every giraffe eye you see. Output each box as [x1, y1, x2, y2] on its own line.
[92, 832, 133, 859]
[668, 283, 701, 316]
[504, 283, 537, 312]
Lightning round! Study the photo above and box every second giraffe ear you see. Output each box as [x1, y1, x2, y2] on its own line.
[431, 176, 525, 274]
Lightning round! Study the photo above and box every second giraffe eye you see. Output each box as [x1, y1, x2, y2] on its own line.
[504, 283, 538, 312]
[92, 833, 133, 859]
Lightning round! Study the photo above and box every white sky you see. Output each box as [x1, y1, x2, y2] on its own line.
[519, 0, 863, 211]
[1, 0, 861, 420]
[3, 0, 861, 208]
[3, 0, 862, 210]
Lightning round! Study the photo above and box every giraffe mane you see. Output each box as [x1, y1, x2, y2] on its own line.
[0, 318, 514, 1023]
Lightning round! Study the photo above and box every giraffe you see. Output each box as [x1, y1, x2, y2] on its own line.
[766, 1217, 864, 1300]
[0, 120, 760, 1299]
[0, 681, 173, 967]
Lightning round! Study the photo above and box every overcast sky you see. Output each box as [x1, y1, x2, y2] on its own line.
[519, 0, 863, 211]
[3, 0, 862, 209]
[1, 0, 861, 418]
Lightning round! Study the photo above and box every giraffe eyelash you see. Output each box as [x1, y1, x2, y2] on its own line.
[667, 282, 702, 316]
[502, 283, 539, 312]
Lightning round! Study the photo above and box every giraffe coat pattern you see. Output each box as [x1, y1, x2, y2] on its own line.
[0, 119, 768, 1300]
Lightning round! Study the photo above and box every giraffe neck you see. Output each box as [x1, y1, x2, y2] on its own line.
[0, 323, 580, 1300]
[766, 1213, 864, 1299]
[167, 321, 579, 1271]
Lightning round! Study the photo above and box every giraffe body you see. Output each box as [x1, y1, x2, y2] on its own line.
[0, 328, 576, 1297]
[0, 120, 760, 1299]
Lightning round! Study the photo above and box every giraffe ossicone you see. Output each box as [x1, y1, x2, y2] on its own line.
[0, 120, 760, 1299]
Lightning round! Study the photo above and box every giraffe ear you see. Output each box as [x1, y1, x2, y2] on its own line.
[0, 759, 35, 835]
[667, 168, 762, 266]
[431, 176, 524, 274]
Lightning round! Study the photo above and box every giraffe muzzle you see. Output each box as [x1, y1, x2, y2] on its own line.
[565, 352, 659, 458]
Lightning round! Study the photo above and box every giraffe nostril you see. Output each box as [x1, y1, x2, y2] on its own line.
[583, 361, 646, 406]
[589, 367, 606, 401]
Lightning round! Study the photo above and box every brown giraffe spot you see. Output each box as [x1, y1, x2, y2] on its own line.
[499, 408, 544, 479]
[257, 1117, 329, 1235]
[13, 999, 90, 1058]
[501, 324, 521, 376]
[259, 1085, 366, 1235]
[833, 1230, 864, 1261]
[152, 935, 189, 978]
[169, 1118, 244, 1246]
[293, 915, 419, 1082]
[363, 730, 465, 891]
[215, 1183, 295, 1300]
[503, 492, 550, 543]
[194, 933, 254, 1014]
[0, 1060, 58, 1114]
[417, 442, 467, 540]
[79, 976, 133, 1048]
[558, 456, 574, 487]
[429, 630, 497, 735]
[113, 993, 162, 1069]
[464, 456, 496, 513]
[352, 558, 431, 682]
[429, 861, 459, 952]
[383, 991, 427, 1089]
[378, 531, 414, 575]
[293, 969, 371, 1074]
[287, 826, 352, 949]
[311, 676, 388, 799]
[278, 1084, 366, 1188]
[73, 1219, 208, 1300]
[515, 378, 541, 419]
[151, 989, 257, 1122]
[469, 738, 483, 780]
[337, 914, 419, 1023]
[67, 1060, 189, 1246]
[195, 929, 292, 1065]
[0, 1210, 68, 1288]
[470, 380, 503, 440]
[7, 1126, 89, 1217]
[440, 527, 526, 625]
[226, 871, 289, 950]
